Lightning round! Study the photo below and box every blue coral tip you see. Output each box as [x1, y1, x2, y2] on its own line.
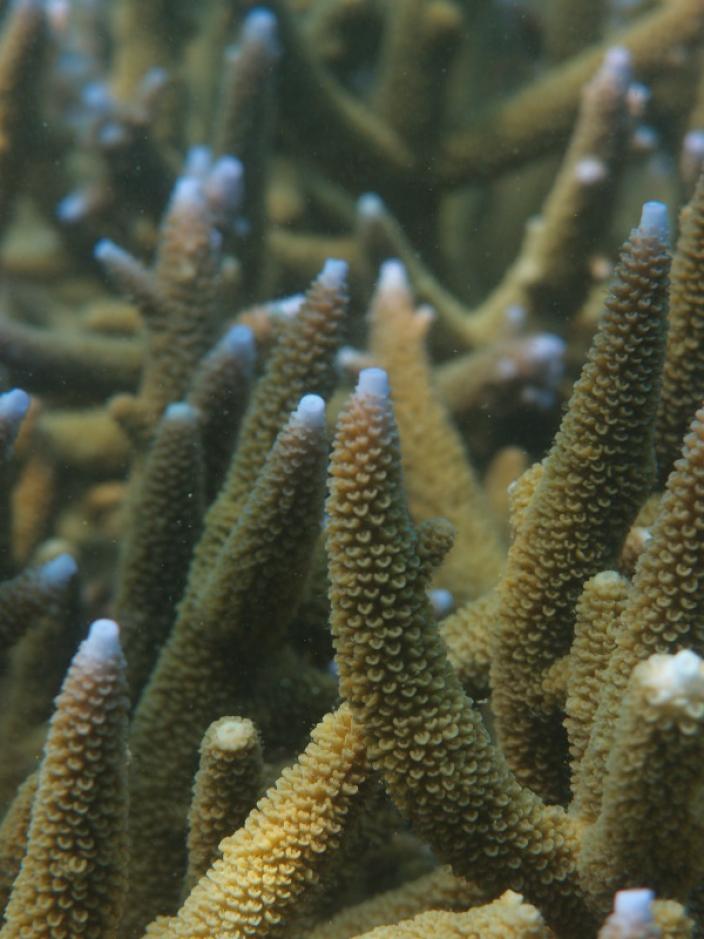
[40, 553, 78, 586]
[0, 387, 30, 426]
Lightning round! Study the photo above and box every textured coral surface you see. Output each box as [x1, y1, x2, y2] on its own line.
[1, 2, 704, 939]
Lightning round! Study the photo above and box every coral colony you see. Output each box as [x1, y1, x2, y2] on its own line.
[4, 1, 704, 938]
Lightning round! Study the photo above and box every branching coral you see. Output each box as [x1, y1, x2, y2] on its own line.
[324, 249, 704, 933]
[0, 618, 129, 939]
[3, 3, 704, 939]
[491, 201, 670, 803]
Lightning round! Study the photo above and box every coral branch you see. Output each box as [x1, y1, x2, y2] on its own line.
[146, 706, 367, 939]
[0, 619, 129, 939]
[327, 368, 590, 936]
[491, 203, 670, 803]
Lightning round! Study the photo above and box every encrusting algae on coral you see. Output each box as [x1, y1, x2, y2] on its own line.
[6, 1, 704, 939]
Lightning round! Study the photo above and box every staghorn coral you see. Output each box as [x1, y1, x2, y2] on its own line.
[125, 390, 332, 934]
[656, 169, 704, 486]
[0, 773, 36, 912]
[491, 202, 670, 803]
[367, 258, 504, 604]
[113, 401, 205, 702]
[0, 618, 129, 939]
[5, 196, 704, 938]
[183, 715, 264, 896]
[331, 890, 553, 939]
[5, 2, 704, 939]
[598, 890, 693, 939]
[324, 336, 704, 936]
[94, 161, 228, 447]
[579, 651, 704, 908]
[573, 398, 704, 822]
[146, 706, 368, 939]
[326, 366, 589, 935]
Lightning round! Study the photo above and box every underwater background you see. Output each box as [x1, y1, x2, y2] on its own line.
[1, 1, 704, 937]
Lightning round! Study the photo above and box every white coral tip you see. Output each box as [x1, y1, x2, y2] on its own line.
[684, 130, 704, 158]
[294, 394, 325, 429]
[0, 388, 30, 428]
[430, 589, 454, 619]
[575, 157, 607, 185]
[213, 717, 257, 751]
[93, 238, 120, 264]
[593, 570, 623, 588]
[639, 201, 669, 240]
[641, 649, 704, 706]
[243, 7, 279, 56]
[171, 177, 206, 214]
[525, 333, 566, 364]
[206, 157, 244, 215]
[40, 553, 77, 587]
[319, 259, 348, 290]
[81, 619, 121, 664]
[222, 324, 256, 363]
[357, 193, 385, 219]
[613, 888, 654, 926]
[378, 259, 411, 295]
[357, 367, 389, 399]
[165, 402, 197, 423]
[276, 294, 304, 319]
[184, 146, 213, 180]
[602, 46, 632, 88]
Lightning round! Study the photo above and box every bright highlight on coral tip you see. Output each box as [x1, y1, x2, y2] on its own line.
[357, 367, 389, 399]
[184, 145, 211, 178]
[320, 258, 348, 288]
[222, 324, 256, 361]
[430, 588, 454, 618]
[213, 717, 256, 751]
[0, 387, 30, 425]
[206, 156, 244, 214]
[93, 237, 120, 264]
[644, 648, 704, 704]
[165, 402, 197, 422]
[40, 552, 78, 586]
[172, 176, 205, 210]
[294, 394, 325, 428]
[277, 294, 304, 319]
[378, 259, 410, 293]
[243, 7, 279, 50]
[639, 200, 669, 239]
[612, 888, 654, 925]
[81, 618, 121, 662]
[212, 155, 242, 183]
[684, 129, 704, 157]
[357, 192, 385, 218]
[602, 46, 632, 84]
